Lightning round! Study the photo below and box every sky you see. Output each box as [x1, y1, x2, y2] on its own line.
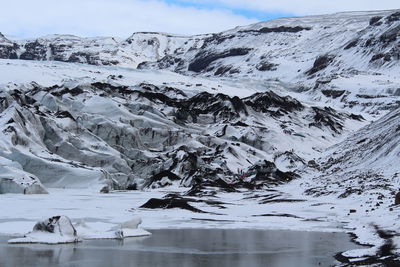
[1, 0, 399, 38]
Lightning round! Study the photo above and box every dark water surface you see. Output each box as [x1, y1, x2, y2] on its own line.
[0, 229, 362, 267]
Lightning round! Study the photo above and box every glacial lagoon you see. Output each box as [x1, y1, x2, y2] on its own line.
[0, 229, 363, 267]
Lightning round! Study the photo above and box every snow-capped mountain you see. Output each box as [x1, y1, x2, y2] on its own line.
[0, 32, 190, 68]
[1, 10, 399, 115]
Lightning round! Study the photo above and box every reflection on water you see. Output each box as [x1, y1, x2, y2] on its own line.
[0, 229, 361, 267]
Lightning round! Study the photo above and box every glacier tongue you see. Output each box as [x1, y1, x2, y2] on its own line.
[0, 68, 367, 193]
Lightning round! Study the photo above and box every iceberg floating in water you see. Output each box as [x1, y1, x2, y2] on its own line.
[8, 216, 151, 244]
[8, 216, 79, 244]
[75, 217, 151, 239]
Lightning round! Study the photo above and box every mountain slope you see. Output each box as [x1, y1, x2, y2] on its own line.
[1, 10, 399, 115]
[305, 106, 400, 198]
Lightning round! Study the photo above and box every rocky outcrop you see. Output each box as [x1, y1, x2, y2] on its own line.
[306, 55, 335, 76]
[188, 48, 251, 73]
[0, 33, 18, 59]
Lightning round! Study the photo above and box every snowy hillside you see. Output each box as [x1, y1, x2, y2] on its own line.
[1, 10, 399, 115]
[306, 106, 400, 198]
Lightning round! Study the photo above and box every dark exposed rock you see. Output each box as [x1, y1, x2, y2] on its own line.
[248, 160, 299, 186]
[259, 198, 306, 204]
[0, 33, 19, 59]
[244, 91, 303, 115]
[100, 186, 110, 193]
[370, 53, 392, 63]
[306, 55, 335, 75]
[369, 16, 383, 26]
[8, 89, 36, 106]
[140, 197, 206, 213]
[201, 34, 236, 48]
[338, 187, 363, 198]
[379, 25, 400, 44]
[256, 61, 278, 71]
[201, 178, 237, 192]
[20, 41, 47, 60]
[178, 92, 249, 121]
[241, 26, 311, 34]
[49, 43, 70, 61]
[188, 48, 252, 73]
[252, 213, 302, 218]
[138, 55, 185, 70]
[395, 192, 400, 205]
[91, 82, 129, 92]
[386, 11, 400, 23]
[185, 176, 239, 197]
[365, 37, 376, 47]
[309, 106, 344, 133]
[144, 170, 181, 188]
[214, 65, 240, 76]
[349, 113, 364, 121]
[55, 111, 75, 121]
[232, 121, 249, 127]
[50, 86, 85, 97]
[321, 90, 346, 99]
[344, 39, 358, 50]
[214, 66, 230, 76]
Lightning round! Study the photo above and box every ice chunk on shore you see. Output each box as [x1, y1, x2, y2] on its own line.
[8, 216, 79, 244]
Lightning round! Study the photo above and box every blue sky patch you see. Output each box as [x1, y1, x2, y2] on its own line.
[164, 0, 294, 21]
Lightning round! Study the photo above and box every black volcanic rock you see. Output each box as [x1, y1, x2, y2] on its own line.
[241, 26, 311, 34]
[256, 61, 278, 71]
[386, 11, 400, 23]
[140, 197, 206, 213]
[188, 48, 252, 73]
[144, 170, 181, 188]
[0, 33, 19, 59]
[369, 16, 383, 26]
[306, 55, 335, 75]
[244, 91, 303, 115]
[20, 40, 47, 60]
[309, 106, 344, 133]
[321, 90, 346, 98]
[249, 160, 299, 186]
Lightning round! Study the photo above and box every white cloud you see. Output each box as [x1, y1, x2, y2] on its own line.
[183, 0, 399, 15]
[0, 0, 257, 38]
[2, 0, 398, 38]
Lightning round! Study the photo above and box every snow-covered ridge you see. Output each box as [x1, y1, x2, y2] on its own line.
[1, 10, 399, 72]
[1, 9, 399, 116]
